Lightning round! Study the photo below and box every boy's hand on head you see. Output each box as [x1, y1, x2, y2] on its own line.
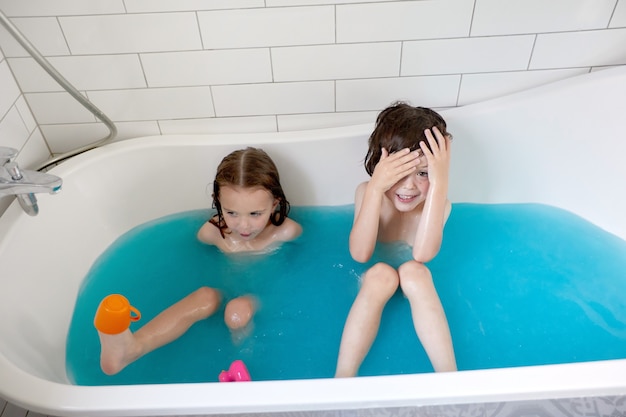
[370, 147, 419, 193]
[420, 127, 451, 186]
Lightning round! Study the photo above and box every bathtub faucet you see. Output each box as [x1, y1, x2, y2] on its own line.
[0, 147, 62, 216]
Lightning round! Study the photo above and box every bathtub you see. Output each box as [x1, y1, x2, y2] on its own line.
[1, 66, 626, 417]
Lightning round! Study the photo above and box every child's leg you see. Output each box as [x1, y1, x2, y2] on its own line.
[98, 286, 221, 375]
[224, 295, 256, 330]
[335, 263, 399, 377]
[398, 261, 456, 372]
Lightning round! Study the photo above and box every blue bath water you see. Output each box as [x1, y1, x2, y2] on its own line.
[66, 204, 626, 386]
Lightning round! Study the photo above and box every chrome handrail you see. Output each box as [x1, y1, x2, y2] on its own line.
[0, 9, 117, 171]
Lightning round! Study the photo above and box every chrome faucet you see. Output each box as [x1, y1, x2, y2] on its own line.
[0, 147, 62, 216]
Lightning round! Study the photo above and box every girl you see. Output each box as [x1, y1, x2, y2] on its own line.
[335, 103, 457, 377]
[96, 147, 301, 375]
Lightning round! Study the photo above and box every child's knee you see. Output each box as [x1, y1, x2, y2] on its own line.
[194, 286, 222, 312]
[362, 262, 399, 297]
[398, 261, 434, 295]
[224, 296, 256, 330]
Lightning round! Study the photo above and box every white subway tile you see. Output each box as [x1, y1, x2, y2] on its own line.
[212, 81, 334, 117]
[458, 68, 589, 106]
[0, 106, 30, 150]
[25, 92, 97, 124]
[9, 55, 146, 92]
[336, 0, 473, 43]
[402, 35, 535, 76]
[277, 111, 376, 132]
[272, 43, 401, 82]
[60, 13, 202, 55]
[336, 75, 460, 112]
[15, 96, 37, 133]
[0, 0, 125, 17]
[472, 0, 615, 36]
[141, 50, 272, 87]
[41, 121, 161, 153]
[198, 7, 334, 49]
[125, 0, 263, 13]
[530, 28, 626, 69]
[15, 129, 50, 169]
[0, 61, 20, 118]
[159, 116, 278, 134]
[0, 17, 70, 58]
[87, 87, 215, 121]
[610, 0, 626, 28]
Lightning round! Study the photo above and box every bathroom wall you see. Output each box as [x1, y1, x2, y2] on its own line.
[1, 0, 626, 183]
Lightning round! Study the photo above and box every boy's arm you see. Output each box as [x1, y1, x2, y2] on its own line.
[350, 148, 420, 263]
[349, 182, 382, 262]
[412, 128, 452, 262]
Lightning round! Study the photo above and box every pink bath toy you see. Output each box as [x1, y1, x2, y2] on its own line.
[218, 360, 251, 382]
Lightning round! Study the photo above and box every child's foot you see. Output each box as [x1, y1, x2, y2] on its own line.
[97, 329, 142, 375]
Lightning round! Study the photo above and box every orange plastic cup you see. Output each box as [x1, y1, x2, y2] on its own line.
[94, 294, 141, 334]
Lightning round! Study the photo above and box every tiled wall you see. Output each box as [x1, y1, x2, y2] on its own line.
[1, 0, 626, 169]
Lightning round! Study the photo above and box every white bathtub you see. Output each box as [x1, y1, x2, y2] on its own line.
[1, 66, 625, 417]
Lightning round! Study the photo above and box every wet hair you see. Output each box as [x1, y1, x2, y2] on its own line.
[209, 147, 291, 238]
[364, 102, 451, 176]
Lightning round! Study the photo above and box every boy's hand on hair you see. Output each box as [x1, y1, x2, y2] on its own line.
[420, 127, 450, 186]
[370, 147, 419, 193]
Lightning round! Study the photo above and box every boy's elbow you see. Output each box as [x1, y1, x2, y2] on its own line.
[412, 248, 438, 263]
[350, 247, 371, 263]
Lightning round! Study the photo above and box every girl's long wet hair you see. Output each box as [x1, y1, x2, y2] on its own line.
[364, 102, 451, 176]
[209, 147, 291, 238]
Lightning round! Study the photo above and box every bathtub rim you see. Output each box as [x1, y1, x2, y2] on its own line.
[2, 355, 626, 417]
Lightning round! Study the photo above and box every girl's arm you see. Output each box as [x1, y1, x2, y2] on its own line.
[412, 128, 452, 262]
[350, 148, 419, 263]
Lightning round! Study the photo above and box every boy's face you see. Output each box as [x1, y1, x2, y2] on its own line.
[385, 155, 430, 212]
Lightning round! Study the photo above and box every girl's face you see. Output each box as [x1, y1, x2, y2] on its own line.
[385, 157, 430, 212]
[219, 185, 279, 241]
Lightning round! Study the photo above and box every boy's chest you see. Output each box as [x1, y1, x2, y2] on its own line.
[377, 210, 421, 245]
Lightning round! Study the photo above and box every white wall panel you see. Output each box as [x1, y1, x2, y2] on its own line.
[198, 7, 334, 49]
[337, 75, 460, 111]
[337, 0, 473, 43]
[159, 116, 277, 135]
[610, 0, 626, 28]
[458, 68, 589, 105]
[0, 0, 124, 17]
[87, 87, 215, 121]
[0, 60, 20, 117]
[212, 81, 334, 116]
[9, 55, 146, 92]
[0, 17, 69, 58]
[272, 43, 401, 81]
[124, 0, 263, 13]
[25, 92, 96, 124]
[402, 35, 535, 76]
[60, 13, 202, 54]
[141, 50, 272, 87]
[530, 28, 626, 69]
[472, 0, 616, 36]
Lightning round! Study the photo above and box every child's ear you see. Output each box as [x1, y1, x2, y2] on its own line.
[273, 198, 280, 210]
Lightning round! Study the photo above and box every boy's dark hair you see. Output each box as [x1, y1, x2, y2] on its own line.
[210, 147, 290, 238]
[364, 102, 451, 176]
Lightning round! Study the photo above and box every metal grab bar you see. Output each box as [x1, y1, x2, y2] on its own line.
[0, 9, 117, 171]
